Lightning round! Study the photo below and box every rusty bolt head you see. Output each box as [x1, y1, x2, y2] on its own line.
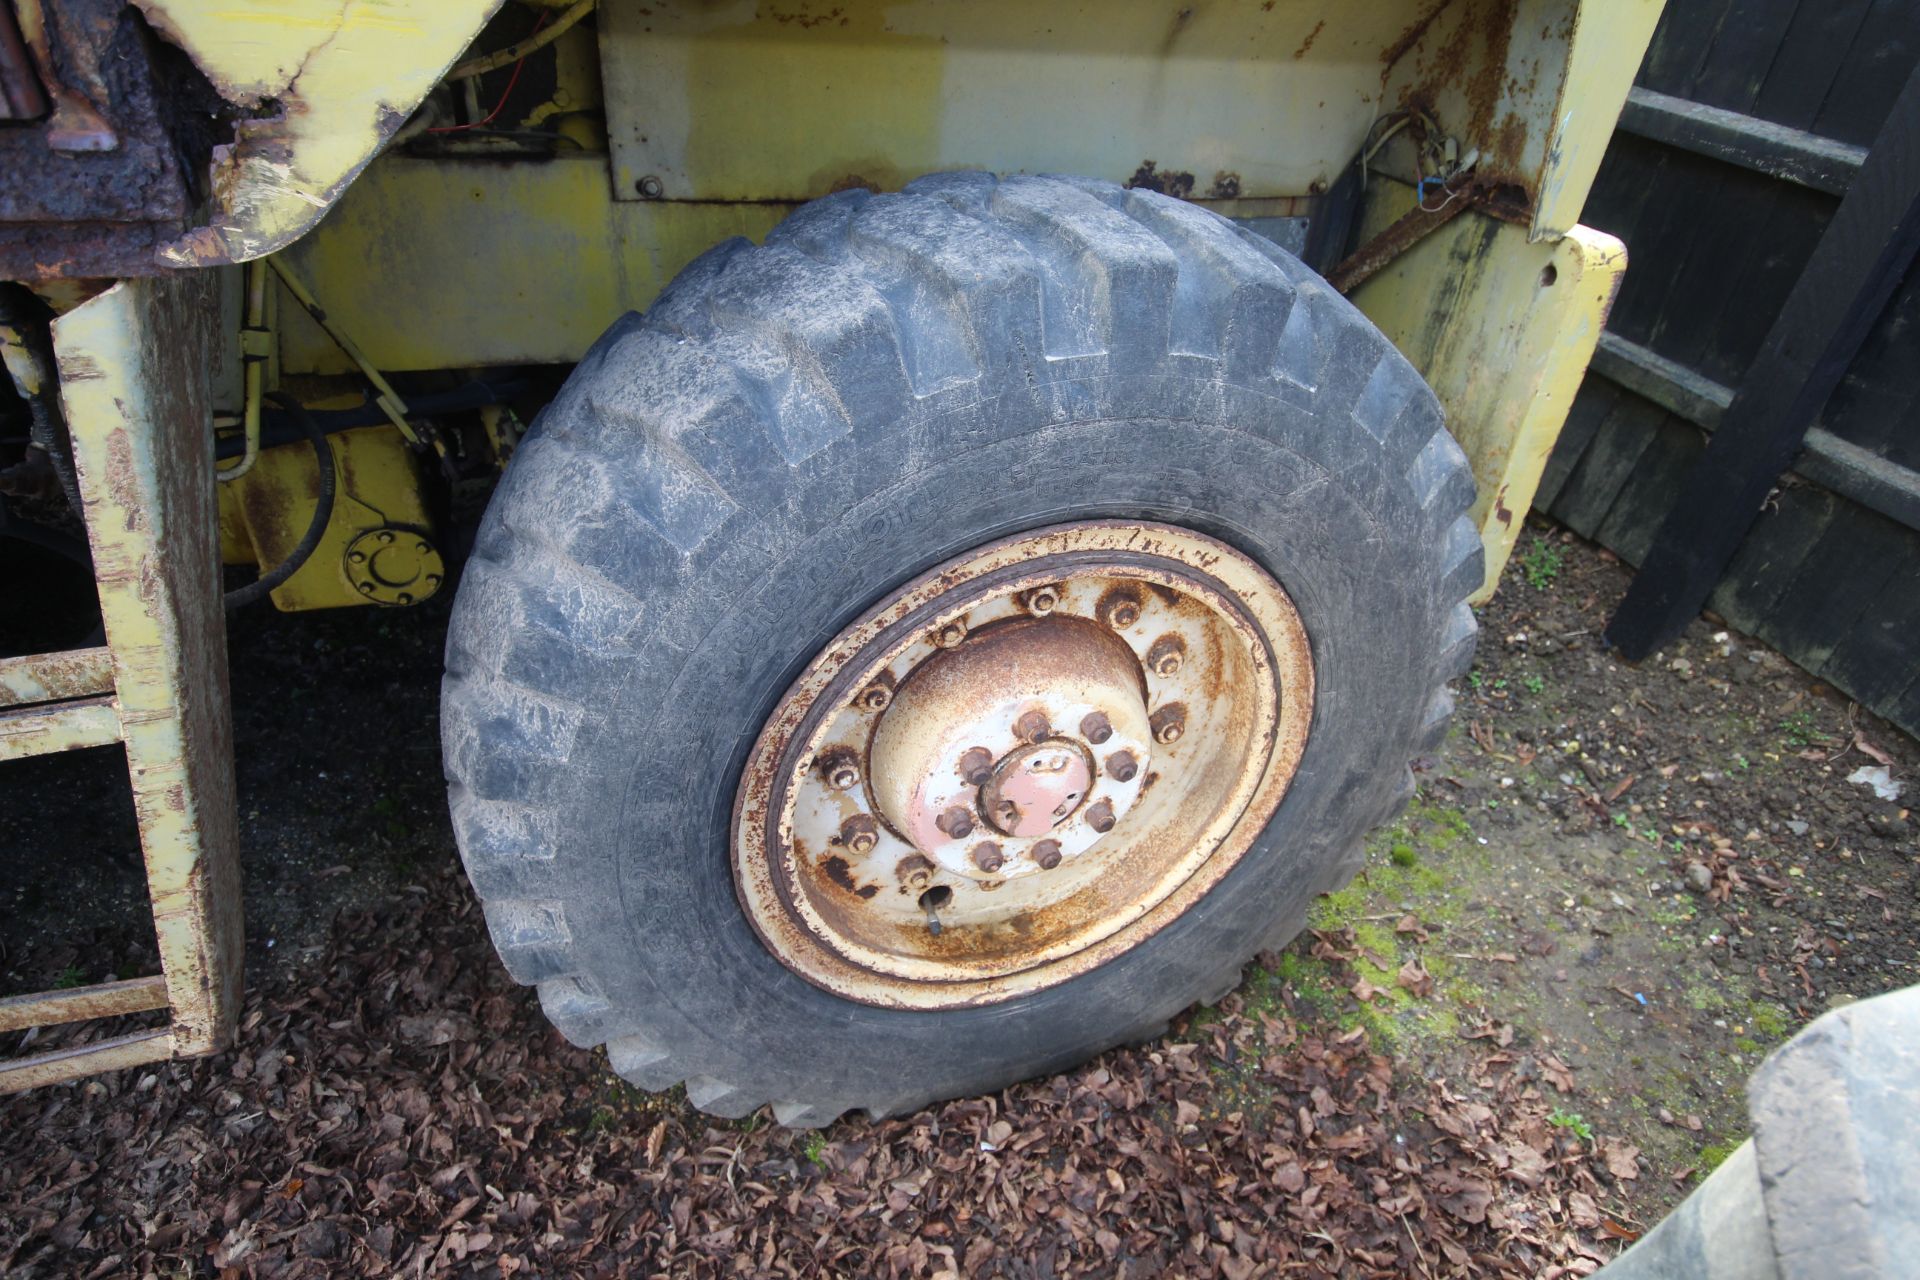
[1022, 585, 1060, 615]
[970, 841, 1005, 873]
[935, 620, 968, 648]
[840, 814, 879, 854]
[1079, 711, 1113, 744]
[959, 746, 995, 788]
[1105, 750, 1139, 783]
[1146, 634, 1186, 677]
[1085, 801, 1116, 833]
[1013, 709, 1052, 744]
[895, 854, 934, 891]
[935, 806, 975, 839]
[860, 680, 894, 711]
[995, 798, 1021, 829]
[1032, 839, 1063, 870]
[1150, 703, 1187, 745]
[821, 751, 862, 791]
[1098, 590, 1143, 631]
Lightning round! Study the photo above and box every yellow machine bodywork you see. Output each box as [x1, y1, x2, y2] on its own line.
[211, 0, 1658, 606]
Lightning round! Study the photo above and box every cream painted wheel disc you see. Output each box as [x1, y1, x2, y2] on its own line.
[731, 522, 1314, 1010]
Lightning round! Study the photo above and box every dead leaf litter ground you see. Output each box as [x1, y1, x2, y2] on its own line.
[2, 519, 1915, 1278]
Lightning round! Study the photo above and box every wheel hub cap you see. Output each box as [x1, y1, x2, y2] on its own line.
[868, 616, 1152, 880]
[731, 522, 1315, 1009]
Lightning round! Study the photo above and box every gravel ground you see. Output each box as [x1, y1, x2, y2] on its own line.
[0, 518, 1914, 1278]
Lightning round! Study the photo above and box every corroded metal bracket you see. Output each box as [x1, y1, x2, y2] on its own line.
[0, 272, 241, 1092]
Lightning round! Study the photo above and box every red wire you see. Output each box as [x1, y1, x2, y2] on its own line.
[427, 11, 551, 134]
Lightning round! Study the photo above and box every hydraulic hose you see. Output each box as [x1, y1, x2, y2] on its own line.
[225, 393, 335, 611]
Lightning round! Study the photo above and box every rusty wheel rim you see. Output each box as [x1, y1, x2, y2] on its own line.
[731, 522, 1314, 1009]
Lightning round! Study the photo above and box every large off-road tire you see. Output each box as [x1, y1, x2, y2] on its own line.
[442, 172, 1480, 1126]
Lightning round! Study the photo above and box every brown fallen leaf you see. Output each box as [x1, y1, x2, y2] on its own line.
[1396, 959, 1434, 998]
[1600, 1141, 1642, 1181]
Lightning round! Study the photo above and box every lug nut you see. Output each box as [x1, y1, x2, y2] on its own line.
[1022, 585, 1060, 615]
[1105, 750, 1139, 782]
[821, 751, 862, 790]
[1146, 634, 1186, 677]
[970, 841, 1005, 873]
[1079, 711, 1113, 744]
[959, 746, 995, 788]
[1086, 801, 1116, 833]
[1032, 839, 1063, 870]
[1097, 588, 1142, 631]
[936, 806, 975, 839]
[896, 854, 934, 892]
[1014, 709, 1052, 743]
[935, 620, 968, 648]
[840, 814, 879, 854]
[860, 678, 894, 711]
[1150, 703, 1187, 744]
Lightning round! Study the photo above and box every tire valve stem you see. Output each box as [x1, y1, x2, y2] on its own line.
[919, 886, 951, 937]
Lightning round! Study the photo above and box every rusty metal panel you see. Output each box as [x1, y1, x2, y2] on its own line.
[0, 645, 115, 706]
[599, 0, 1439, 204]
[0, 974, 171, 1033]
[0, 693, 122, 758]
[51, 270, 243, 1059]
[1350, 179, 1627, 600]
[0, 1027, 173, 1094]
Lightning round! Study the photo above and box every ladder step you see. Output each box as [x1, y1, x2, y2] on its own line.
[0, 694, 122, 759]
[0, 646, 114, 707]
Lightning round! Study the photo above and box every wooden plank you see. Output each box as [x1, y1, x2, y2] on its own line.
[1757, 501, 1911, 676]
[1638, 0, 1737, 98]
[1816, 267, 1920, 471]
[0, 1028, 172, 1095]
[1684, 0, 1801, 116]
[1607, 60, 1920, 660]
[1595, 415, 1706, 567]
[0, 647, 114, 707]
[0, 695, 122, 760]
[1586, 330, 1920, 534]
[0, 974, 170, 1034]
[1795, 428, 1920, 532]
[1551, 394, 1666, 540]
[1706, 485, 1838, 640]
[1617, 88, 1866, 196]
[1751, 0, 1877, 133]
[1812, 3, 1920, 149]
[1822, 556, 1920, 719]
[1535, 379, 1619, 511]
[1589, 331, 1733, 426]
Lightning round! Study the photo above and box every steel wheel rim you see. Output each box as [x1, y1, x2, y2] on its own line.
[731, 521, 1314, 1009]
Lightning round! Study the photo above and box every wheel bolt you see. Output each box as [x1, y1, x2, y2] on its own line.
[995, 799, 1020, 829]
[1014, 709, 1051, 743]
[936, 620, 967, 648]
[1105, 750, 1138, 782]
[1079, 711, 1113, 744]
[1098, 590, 1142, 631]
[959, 746, 995, 787]
[971, 841, 1005, 873]
[1085, 801, 1116, 833]
[840, 814, 879, 854]
[1022, 586, 1060, 615]
[860, 678, 894, 711]
[821, 751, 862, 790]
[1146, 634, 1186, 677]
[1032, 839, 1062, 869]
[1150, 703, 1187, 744]
[936, 806, 975, 839]
[896, 854, 934, 891]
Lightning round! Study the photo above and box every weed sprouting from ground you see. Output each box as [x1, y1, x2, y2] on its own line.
[1519, 539, 1564, 589]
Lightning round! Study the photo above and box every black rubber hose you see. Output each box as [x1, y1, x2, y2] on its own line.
[225, 393, 335, 611]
